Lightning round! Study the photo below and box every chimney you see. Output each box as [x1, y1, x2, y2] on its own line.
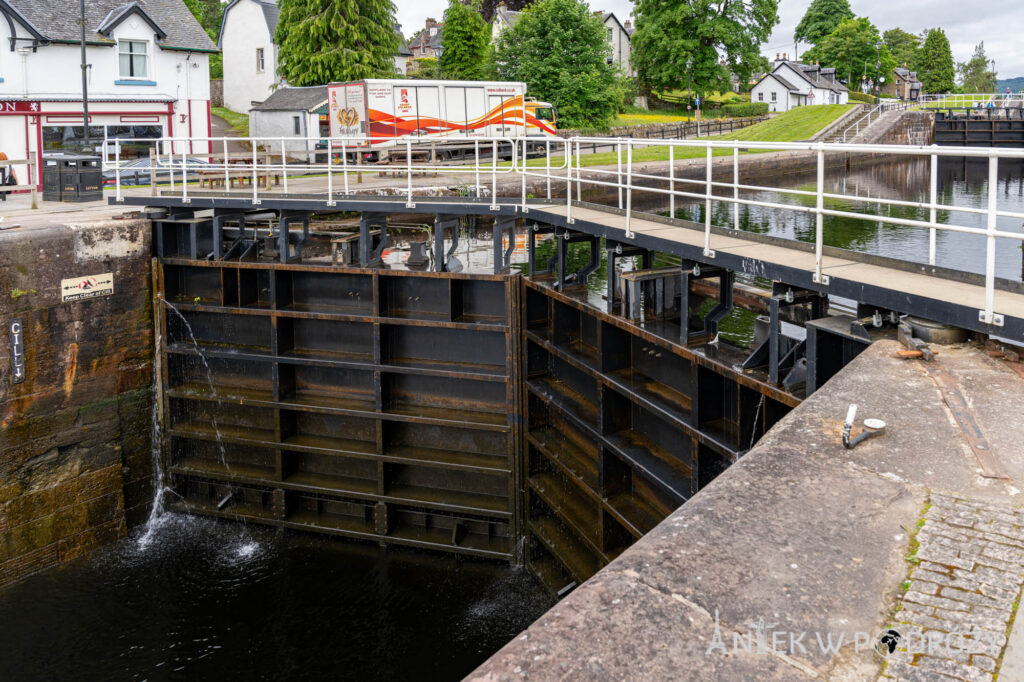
[776, 53, 780, 60]
[624, 19, 631, 29]
[783, 53, 787, 60]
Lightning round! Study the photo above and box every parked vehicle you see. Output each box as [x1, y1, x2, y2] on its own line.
[102, 157, 212, 186]
[326, 79, 557, 162]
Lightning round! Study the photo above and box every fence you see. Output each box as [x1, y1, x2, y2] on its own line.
[102, 134, 1024, 327]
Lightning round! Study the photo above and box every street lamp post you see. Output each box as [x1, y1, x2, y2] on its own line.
[875, 42, 881, 97]
[80, 0, 90, 152]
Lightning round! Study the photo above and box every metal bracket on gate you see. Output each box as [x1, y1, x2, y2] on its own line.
[680, 260, 734, 344]
[433, 214, 461, 272]
[360, 212, 390, 267]
[493, 216, 516, 274]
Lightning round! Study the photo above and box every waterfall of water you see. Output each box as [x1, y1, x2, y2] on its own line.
[136, 386, 168, 549]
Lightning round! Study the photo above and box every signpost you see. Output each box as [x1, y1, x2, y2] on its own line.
[9, 318, 24, 384]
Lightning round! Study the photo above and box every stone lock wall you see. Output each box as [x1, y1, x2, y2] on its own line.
[0, 219, 154, 587]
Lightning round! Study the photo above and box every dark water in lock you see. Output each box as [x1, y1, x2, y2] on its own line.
[660, 157, 1024, 281]
[0, 515, 552, 681]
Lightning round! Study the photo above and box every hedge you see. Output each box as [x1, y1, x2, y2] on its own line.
[722, 102, 769, 117]
[848, 92, 877, 104]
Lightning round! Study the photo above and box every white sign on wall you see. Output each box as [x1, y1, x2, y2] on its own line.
[61, 273, 114, 302]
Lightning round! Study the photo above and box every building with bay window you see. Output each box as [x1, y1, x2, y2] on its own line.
[0, 0, 216, 188]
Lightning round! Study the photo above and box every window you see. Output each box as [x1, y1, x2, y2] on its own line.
[256, 48, 265, 73]
[293, 116, 301, 135]
[534, 107, 555, 123]
[118, 40, 148, 79]
[607, 28, 613, 41]
[758, 92, 764, 101]
[770, 92, 777, 102]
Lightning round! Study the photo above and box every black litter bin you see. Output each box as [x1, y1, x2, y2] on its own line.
[41, 153, 102, 203]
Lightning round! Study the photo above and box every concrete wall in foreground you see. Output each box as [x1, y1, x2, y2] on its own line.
[0, 219, 154, 587]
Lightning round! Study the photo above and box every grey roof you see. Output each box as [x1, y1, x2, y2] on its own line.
[394, 23, 411, 57]
[251, 85, 328, 112]
[779, 61, 848, 94]
[768, 73, 801, 92]
[5, 0, 217, 51]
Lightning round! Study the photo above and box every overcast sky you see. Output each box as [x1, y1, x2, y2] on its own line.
[395, 0, 1024, 78]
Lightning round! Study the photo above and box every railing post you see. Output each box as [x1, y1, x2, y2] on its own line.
[576, 140, 582, 203]
[625, 139, 633, 238]
[982, 152, 1000, 325]
[669, 144, 675, 219]
[280, 138, 288, 194]
[406, 139, 414, 208]
[616, 141, 623, 209]
[929, 147, 938, 265]
[545, 139, 551, 200]
[733, 146, 739, 230]
[251, 143, 259, 205]
[813, 142, 827, 285]
[565, 139, 573, 224]
[181, 145, 189, 204]
[222, 138, 229, 191]
[474, 140, 481, 197]
[703, 144, 714, 257]
[342, 142, 350, 195]
[326, 139, 335, 206]
[490, 139, 499, 211]
[167, 141, 174, 192]
[521, 139, 528, 212]
[115, 138, 122, 203]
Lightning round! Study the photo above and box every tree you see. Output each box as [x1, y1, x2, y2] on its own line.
[183, 0, 226, 77]
[883, 27, 920, 69]
[276, 0, 399, 86]
[794, 0, 853, 47]
[805, 17, 896, 91]
[408, 57, 441, 79]
[632, 0, 778, 96]
[440, 0, 491, 80]
[957, 42, 997, 93]
[494, 0, 617, 128]
[916, 28, 955, 93]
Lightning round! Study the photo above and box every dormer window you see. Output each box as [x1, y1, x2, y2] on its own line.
[119, 40, 149, 79]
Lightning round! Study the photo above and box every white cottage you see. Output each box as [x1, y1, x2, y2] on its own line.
[751, 55, 849, 113]
[0, 0, 216, 187]
[248, 85, 328, 163]
[219, 2, 413, 114]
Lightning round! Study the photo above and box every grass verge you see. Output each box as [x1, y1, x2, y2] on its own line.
[211, 107, 250, 136]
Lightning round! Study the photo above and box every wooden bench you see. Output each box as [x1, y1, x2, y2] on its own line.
[198, 169, 282, 190]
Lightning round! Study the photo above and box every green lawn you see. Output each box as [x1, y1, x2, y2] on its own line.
[531, 104, 855, 168]
[614, 109, 694, 126]
[211, 106, 249, 136]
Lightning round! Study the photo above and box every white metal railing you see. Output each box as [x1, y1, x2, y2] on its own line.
[918, 93, 1023, 108]
[519, 137, 1024, 327]
[839, 101, 912, 142]
[100, 134, 570, 211]
[101, 134, 1024, 328]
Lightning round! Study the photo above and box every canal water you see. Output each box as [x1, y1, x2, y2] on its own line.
[0, 515, 551, 680]
[666, 157, 1024, 281]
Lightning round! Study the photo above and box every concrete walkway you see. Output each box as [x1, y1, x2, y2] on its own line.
[468, 341, 1024, 681]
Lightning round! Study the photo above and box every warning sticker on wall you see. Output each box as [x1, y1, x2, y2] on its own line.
[61, 273, 114, 302]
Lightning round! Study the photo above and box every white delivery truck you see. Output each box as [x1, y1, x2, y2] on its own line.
[326, 79, 558, 162]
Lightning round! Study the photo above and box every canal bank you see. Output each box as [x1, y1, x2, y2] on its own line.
[0, 213, 154, 586]
[469, 339, 1024, 681]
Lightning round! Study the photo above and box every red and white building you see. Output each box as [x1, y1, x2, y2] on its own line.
[0, 0, 216, 187]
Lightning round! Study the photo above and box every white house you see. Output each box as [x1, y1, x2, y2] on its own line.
[220, 2, 412, 113]
[600, 12, 633, 76]
[751, 55, 849, 113]
[492, 3, 633, 75]
[0, 0, 216, 188]
[248, 85, 328, 162]
[218, 0, 280, 113]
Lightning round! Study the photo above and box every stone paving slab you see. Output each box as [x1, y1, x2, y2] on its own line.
[468, 341, 1024, 681]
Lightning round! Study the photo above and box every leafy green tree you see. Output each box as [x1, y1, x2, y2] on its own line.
[883, 27, 920, 69]
[276, 0, 399, 85]
[916, 28, 955, 93]
[632, 0, 778, 97]
[440, 0, 491, 80]
[804, 17, 895, 91]
[957, 42, 997, 93]
[494, 0, 617, 128]
[794, 0, 853, 47]
[408, 57, 441, 79]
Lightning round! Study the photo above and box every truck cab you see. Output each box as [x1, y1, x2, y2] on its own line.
[525, 100, 557, 136]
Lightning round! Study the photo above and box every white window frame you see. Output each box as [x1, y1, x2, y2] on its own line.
[770, 91, 777, 102]
[256, 48, 265, 73]
[118, 39, 150, 80]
